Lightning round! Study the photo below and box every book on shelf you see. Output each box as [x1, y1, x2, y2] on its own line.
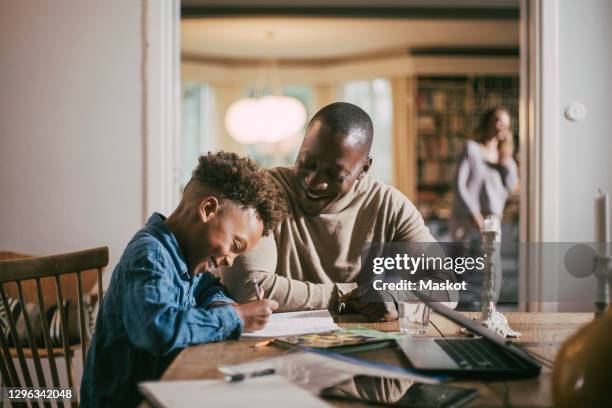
[417, 134, 465, 161]
[417, 115, 436, 132]
[432, 91, 447, 111]
[422, 161, 440, 184]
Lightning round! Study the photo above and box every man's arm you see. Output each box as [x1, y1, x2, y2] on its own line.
[343, 192, 457, 319]
[391, 188, 436, 243]
[224, 234, 356, 312]
[122, 252, 242, 356]
[392, 191, 455, 289]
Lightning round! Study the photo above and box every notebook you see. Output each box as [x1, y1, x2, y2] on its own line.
[139, 375, 331, 408]
[241, 310, 339, 338]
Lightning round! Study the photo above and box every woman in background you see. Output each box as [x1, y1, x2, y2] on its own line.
[450, 107, 518, 308]
[450, 107, 518, 243]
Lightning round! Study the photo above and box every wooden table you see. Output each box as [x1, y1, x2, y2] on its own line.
[158, 312, 591, 407]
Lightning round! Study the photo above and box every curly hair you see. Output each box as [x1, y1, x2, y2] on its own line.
[190, 151, 288, 235]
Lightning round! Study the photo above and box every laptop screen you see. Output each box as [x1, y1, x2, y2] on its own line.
[411, 290, 541, 369]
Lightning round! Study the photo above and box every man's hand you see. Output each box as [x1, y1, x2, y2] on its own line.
[231, 299, 279, 332]
[339, 286, 398, 322]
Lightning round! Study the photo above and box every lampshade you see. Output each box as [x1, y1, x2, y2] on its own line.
[225, 95, 307, 144]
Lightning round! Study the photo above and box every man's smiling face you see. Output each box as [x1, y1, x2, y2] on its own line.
[293, 120, 371, 215]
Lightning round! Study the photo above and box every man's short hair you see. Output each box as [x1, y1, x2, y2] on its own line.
[189, 151, 288, 235]
[308, 102, 374, 152]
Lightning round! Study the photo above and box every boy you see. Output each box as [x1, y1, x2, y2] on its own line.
[81, 152, 287, 407]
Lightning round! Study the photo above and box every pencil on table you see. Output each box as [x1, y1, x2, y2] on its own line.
[254, 339, 273, 348]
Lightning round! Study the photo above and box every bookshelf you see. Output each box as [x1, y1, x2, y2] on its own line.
[415, 75, 520, 230]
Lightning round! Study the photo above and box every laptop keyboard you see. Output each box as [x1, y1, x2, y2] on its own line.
[435, 338, 525, 371]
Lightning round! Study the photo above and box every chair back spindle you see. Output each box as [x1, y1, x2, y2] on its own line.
[0, 284, 34, 388]
[35, 277, 61, 389]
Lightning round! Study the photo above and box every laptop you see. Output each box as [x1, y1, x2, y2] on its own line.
[396, 291, 542, 378]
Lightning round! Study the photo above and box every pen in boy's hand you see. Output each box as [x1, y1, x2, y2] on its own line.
[251, 277, 263, 300]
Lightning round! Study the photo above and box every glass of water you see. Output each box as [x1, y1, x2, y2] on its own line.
[398, 302, 431, 335]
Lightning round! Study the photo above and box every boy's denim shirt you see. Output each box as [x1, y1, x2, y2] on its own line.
[81, 213, 242, 407]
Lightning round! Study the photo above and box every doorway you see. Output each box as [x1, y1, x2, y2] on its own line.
[176, 1, 525, 310]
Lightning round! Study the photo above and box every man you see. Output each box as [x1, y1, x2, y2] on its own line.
[81, 152, 287, 407]
[225, 102, 453, 322]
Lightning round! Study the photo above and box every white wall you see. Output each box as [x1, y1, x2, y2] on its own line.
[0, 0, 144, 279]
[557, 0, 612, 242]
[540, 0, 612, 311]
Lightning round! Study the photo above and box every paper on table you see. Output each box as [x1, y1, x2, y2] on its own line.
[241, 310, 339, 338]
[139, 375, 331, 408]
[219, 349, 443, 394]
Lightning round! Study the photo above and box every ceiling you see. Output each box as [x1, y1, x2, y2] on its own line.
[181, 17, 519, 62]
[181, 0, 519, 7]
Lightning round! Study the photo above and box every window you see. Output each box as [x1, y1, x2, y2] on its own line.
[340, 78, 393, 184]
[180, 83, 214, 188]
[180, 80, 393, 188]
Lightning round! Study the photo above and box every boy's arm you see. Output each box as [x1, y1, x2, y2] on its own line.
[193, 272, 236, 309]
[122, 252, 243, 357]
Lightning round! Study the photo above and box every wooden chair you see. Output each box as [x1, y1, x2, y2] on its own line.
[0, 247, 108, 407]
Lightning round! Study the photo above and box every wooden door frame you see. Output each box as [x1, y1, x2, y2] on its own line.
[518, 0, 560, 311]
[144, 0, 182, 221]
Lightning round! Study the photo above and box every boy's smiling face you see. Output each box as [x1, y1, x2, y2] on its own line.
[165, 151, 287, 277]
[191, 199, 264, 276]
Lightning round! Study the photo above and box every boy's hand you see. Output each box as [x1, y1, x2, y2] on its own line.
[231, 299, 279, 332]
